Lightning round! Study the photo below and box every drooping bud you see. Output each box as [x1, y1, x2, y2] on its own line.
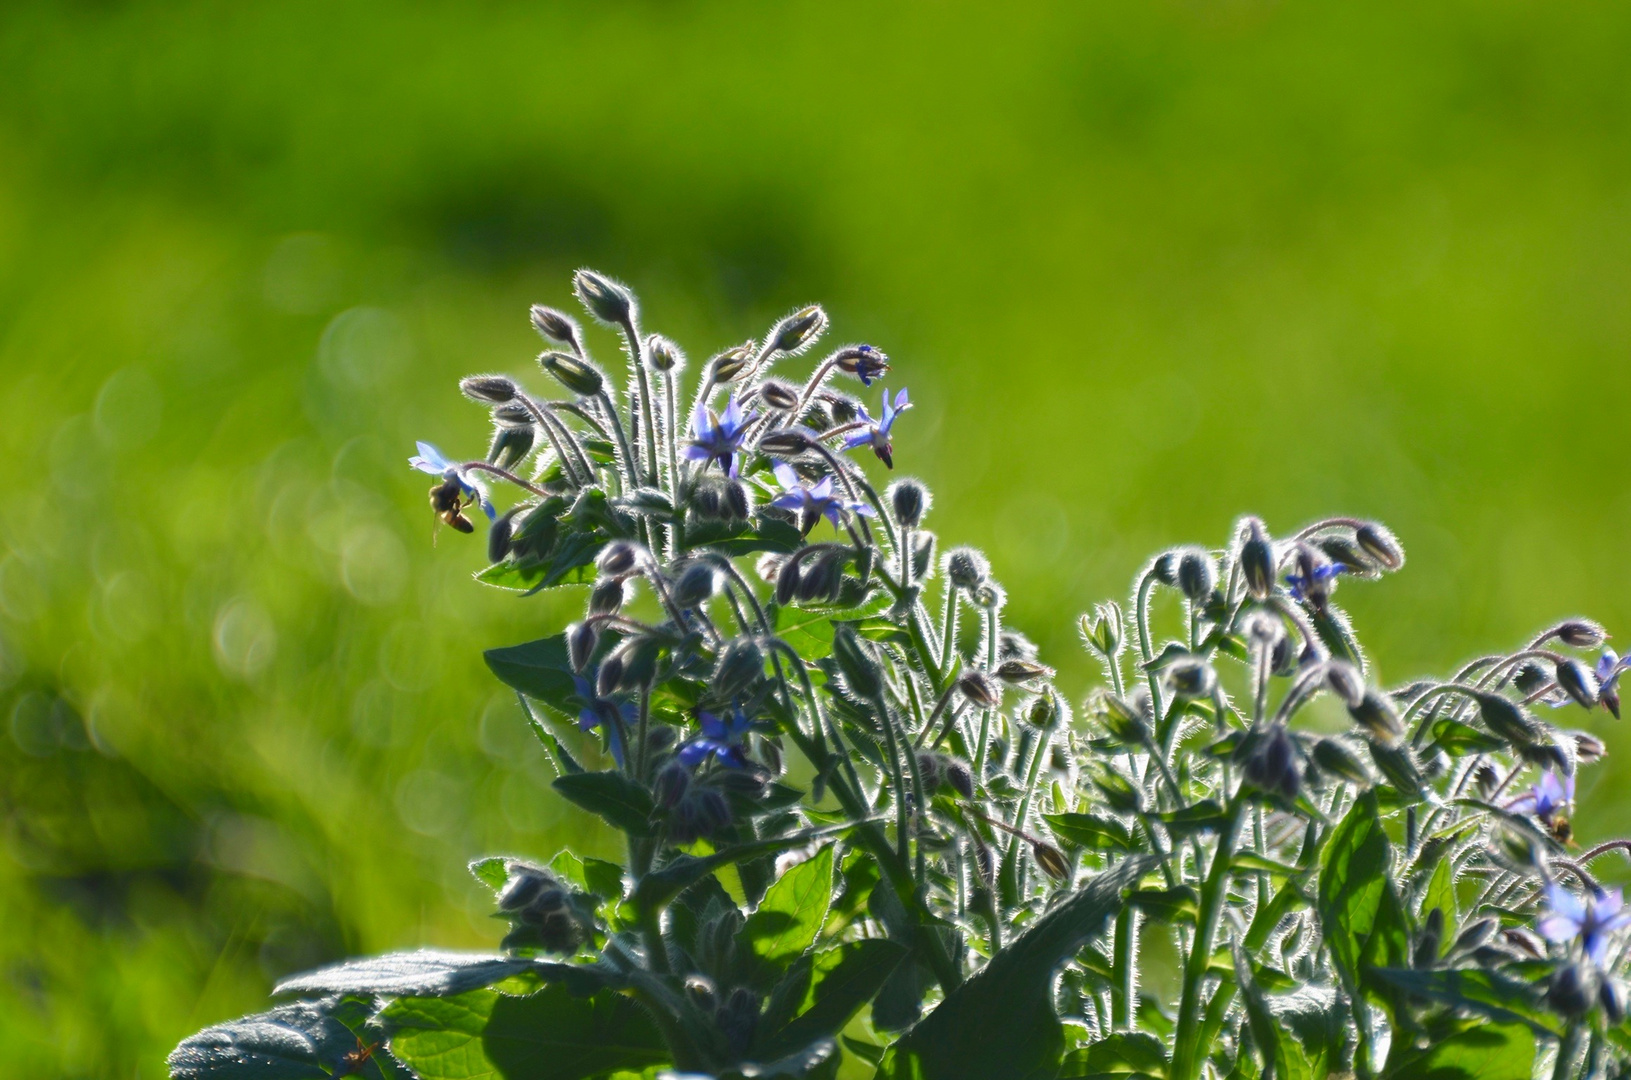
[1177, 547, 1216, 602]
[1546, 962, 1598, 1018]
[529, 305, 583, 353]
[1452, 917, 1497, 954]
[774, 556, 802, 606]
[1032, 841, 1070, 883]
[831, 624, 883, 699]
[1165, 657, 1217, 700]
[539, 350, 605, 396]
[1413, 905, 1444, 968]
[1514, 661, 1550, 695]
[588, 547, 638, 585]
[1312, 737, 1371, 786]
[708, 343, 754, 384]
[646, 334, 685, 372]
[683, 974, 718, 1014]
[888, 478, 930, 528]
[588, 577, 627, 615]
[654, 761, 690, 809]
[488, 509, 517, 563]
[672, 562, 718, 608]
[487, 423, 535, 472]
[769, 305, 828, 355]
[1324, 660, 1367, 708]
[1474, 761, 1501, 799]
[725, 478, 751, 521]
[945, 759, 974, 799]
[460, 375, 519, 404]
[566, 621, 598, 672]
[714, 637, 765, 700]
[996, 659, 1053, 686]
[1024, 688, 1063, 729]
[1476, 692, 1541, 746]
[945, 547, 989, 590]
[758, 378, 801, 412]
[971, 582, 1005, 611]
[758, 427, 816, 456]
[1348, 689, 1405, 745]
[957, 670, 1002, 709]
[914, 751, 943, 792]
[1244, 723, 1300, 799]
[596, 653, 625, 698]
[1240, 519, 1275, 600]
[1151, 551, 1179, 587]
[496, 862, 553, 912]
[572, 268, 635, 327]
[1553, 619, 1607, 649]
[1292, 543, 1339, 609]
[1574, 731, 1607, 762]
[1354, 522, 1405, 571]
[1554, 658, 1599, 709]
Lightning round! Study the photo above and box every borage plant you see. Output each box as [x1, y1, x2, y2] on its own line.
[172, 272, 1631, 1080]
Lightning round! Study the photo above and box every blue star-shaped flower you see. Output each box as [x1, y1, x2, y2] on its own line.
[571, 674, 630, 768]
[769, 462, 874, 534]
[843, 387, 910, 469]
[1596, 648, 1629, 691]
[1540, 883, 1631, 967]
[677, 709, 752, 769]
[838, 344, 890, 387]
[686, 396, 757, 474]
[1509, 768, 1573, 823]
[1285, 562, 1345, 602]
[409, 441, 495, 520]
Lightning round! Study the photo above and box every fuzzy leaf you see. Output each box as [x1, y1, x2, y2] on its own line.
[1380, 1022, 1534, 1079]
[744, 845, 835, 977]
[485, 635, 578, 715]
[383, 984, 665, 1080]
[758, 939, 909, 1060]
[1043, 812, 1136, 851]
[1057, 1031, 1168, 1075]
[1316, 791, 1393, 992]
[168, 999, 360, 1080]
[877, 857, 1150, 1080]
[551, 772, 654, 836]
[274, 952, 536, 999]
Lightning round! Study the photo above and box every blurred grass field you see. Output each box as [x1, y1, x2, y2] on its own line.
[3, 1, 1631, 1075]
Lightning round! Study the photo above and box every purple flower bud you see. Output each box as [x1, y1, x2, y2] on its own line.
[460, 375, 519, 404]
[1555, 658, 1600, 709]
[758, 378, 801, 412]
[530, 305, 582, 351]
[1240, 519, 1275, 601]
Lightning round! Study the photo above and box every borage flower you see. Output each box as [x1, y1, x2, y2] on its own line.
[677, 709, 752, 769]
[686, 396, 757, 474]
[1285, 563, 1346, 604]
[843, 387, 910, 469]
[1540, 884, 1631, 967]
[770, 463, 874, 536]
[409, 441, 495, 524]
[836, 344, 889, 387]
[1509, 769, 1573, 825]
[571, 674, 630, 768]
[1597, 648, 1630, 718]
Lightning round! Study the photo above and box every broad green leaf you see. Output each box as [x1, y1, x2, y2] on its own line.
[1043, 812, 1136, 851]
[470, 857, 510, 891]
[744, 845, 835, 975]
[274, 951, 536, 999]
[757, 940, 909, 1060]
[552, 773, 654, 836]
[1380, 1022, 1534, 1079]
[485, 636, 578, 715]
[693, 517, 803, 556]
[384, 984, 666, 1080]
[1421, 856, 1456, 950]
[167, 1000, 360, 1080]
[1316, 791, 1392, 992]
[1365, 968, 1558, 1036]
[1128, 886, 1198, 924]
[1057, 1031, 1168, 1075]
[1157, 800, 1231, 837]
[876, 857, 1151, 1080]
[1429, 717, 1504, 756]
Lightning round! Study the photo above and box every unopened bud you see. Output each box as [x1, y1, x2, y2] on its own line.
[496, 862, 553, 911]
[1477, 692, 1541, 746]
[1601, 977, 1626, 1025]
[708, 343, 754, 384]
[683, 974, 718, 1013]
[539, 350, 605, 396]
[1514, 661, 1551, 695]
[1348, 690, 1404, 744]
[655, 762, 689, 809]
[831, 624, 883, 699]
[1547, 962, 1598, 1018]
[971, 581, 1005, 611]
[945, 759, 974, 799]
[834, 343, 889, 383]
[914, 751, 943, 791]
[996, 659, 1053, 686]
[1553, 619, 1607, 649]
[1474, 762, 1500, 799]
[888, 478, 930, 527]
[1312, 738, 1370, 786]
[1152, 551, 1179, 586]
[1575, 731, 1607, 762]
[758, 427, 815, 456]
[1240, 519, 1275, 600]
[1177, 547, 1216, 601]
[714, 637, 764, 700]
[1413, 906, 1444, 968]
[460, 375, 519, 404]
[725, 479, 751, 521]
[774, 556, 801, 606]
[1032, 841, 1070, 882]
[1555, 658, 1599, 709]
[646, 334, 684, 372]
[957, 670, 1002, 709]
[1244, 723, 1300, 799]
[598, 541, 640, 578]
[759, 378, 801, 411]
[596, 654, 625, 698]
[530, 305, 582, 351]
[1354, 523, 1405, 571]
[1025, 688, 1063, 729]
[1166, 657, 1216, 700]
[488, 510, 517, 563]
[1323, 661, 1366, 708]
[589, 577, 626, 615]
[946, 547, 989, 590]
[487, 423, 535, 472]
[769, 304, 828, 354]
[566, 621, 598, 672]
[672, 562, 718, 608]
[572, 268, 635, 326]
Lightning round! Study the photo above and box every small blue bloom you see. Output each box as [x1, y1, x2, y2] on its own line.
[678, 709, 752, 769]
[843, 387, 910, 469]
[1285, 563, 1345, 603]
[686, 396, 757, 474]
[1595, 648, 1630, 691]
[571, 674, 630, 768]
[409, 441, 495, 520]
[1509, 768, 1573, 823]
[837, 344, 890, 387]
[770, 463, 874, 534]
[1540, 883, 1631, 967]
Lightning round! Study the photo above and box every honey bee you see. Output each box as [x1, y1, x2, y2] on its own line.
[1550, 814, 1573, 846]
[333, 1037, 380, 1078]
[429, 477, 476, 540]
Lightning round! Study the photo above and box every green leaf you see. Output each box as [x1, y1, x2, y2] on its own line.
[1316, 791, 1394, 993]
[168, 1000, 360, 1080]
[1309, 605, 1365, 674]
[1365, 968, 1558, 1037]
[1128, 886, 1198, 924]
[1057, 1031, 1168, 1075]
[470, 857, 510, 891]
[1157, 800, 1231, 837]
[485, 636, 578, 715]
[552, 772, 654, 836]
[384, 984, 666, 1080]
[699, 517, 804, 556]
[876, 857, 1150, 1080]
[274, 951, 537, 999]
[1429, 717, 1505, 756]
[744, 845, 835, 976]
[757, 940, 909, 1060]
[1043, 812, 1136, 851]
[1380, 1022, 1534, 1079]
[1421, 856, 1456, 950]
[632, 823, 855, 913]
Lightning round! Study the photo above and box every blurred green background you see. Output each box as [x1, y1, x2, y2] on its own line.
[3, 1, 1631, 1074]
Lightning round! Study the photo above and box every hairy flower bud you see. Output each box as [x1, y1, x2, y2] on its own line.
[1355, 522, 1405, 571]
[598, 541, 640, 578]
[539, 350, 605, 396]
[1474, 761, 1500, 799]
[1024, 688, 1064, 729]
[672, 562, 718, 609]
[1244, 723, 1300, 799]
[714, 637, 764, 700]
[1547, 962, 1598, 1018]
[1413, 905, 1444, 968]
[1574, 731, 1606, 762]
[1241, 519, 1275, 601]
[654, 761, 689, 810]
[596, 653, 625, 698]
[957, 670, 1002, 709]
[1151, 551, 1180, 587]
[1166, 657, 1216, 700]
[496, 862, 553, 912]
[1554, 658, 1599, 709]
[1348, 689, 1404, 745]
[1312, 737, 1371, 786]
[1553, 619, 1607, 649]
[460, 374, 519, 404]
[888, 478, 930, 528]
[566, 621, 598, 672]
[488, 509, 517, 563]
[996, 659, 1053, 686]
[1177, 547, 1216, 602]
[572, 268, 635, 326]
[1324, 660, 1367, 708]
[770, 305, 828, 354]
[945, 547, 989, 590]
[487, 423, 535, 471]
[646, 334, 685, 372]
[945, 759, 974, 799]
[1476, 692, 1541, 746]
[831, 624, 883, 699]
[758, 427, 816, 456]
[530, 305, 582, 351]
[589, 577, 626, 615]
[1032, 841, 1070, 883]
[708, 343, 754, 384]
[834, 343, 889, 382]
[759, 378, 801, 412]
